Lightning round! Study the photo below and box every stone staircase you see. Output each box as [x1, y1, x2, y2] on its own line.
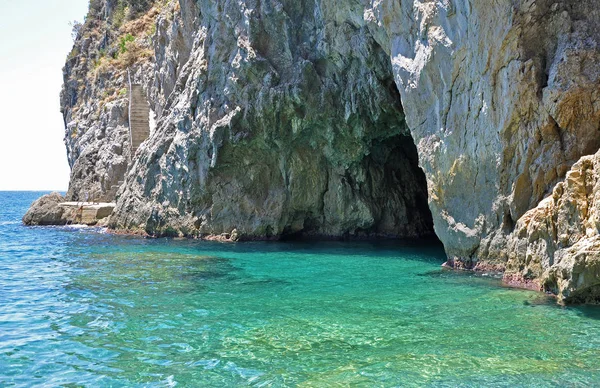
[129, 84, 150, 155]
[100, 78, 150, 204]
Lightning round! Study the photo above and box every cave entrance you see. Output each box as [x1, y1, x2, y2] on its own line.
[357, 132, 436, 239]
[280, 130, 437, 242]
[277, 68, 437, 242]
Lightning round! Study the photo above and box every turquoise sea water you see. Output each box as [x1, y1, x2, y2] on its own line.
[1, 192, 600, 386]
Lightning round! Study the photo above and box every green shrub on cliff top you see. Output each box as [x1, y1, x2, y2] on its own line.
[119, 34, 135, 54]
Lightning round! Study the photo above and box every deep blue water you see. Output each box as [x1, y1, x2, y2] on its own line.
[1, 191, 600, 386]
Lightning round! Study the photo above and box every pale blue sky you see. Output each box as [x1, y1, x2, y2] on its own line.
[0, 0, 88, 190]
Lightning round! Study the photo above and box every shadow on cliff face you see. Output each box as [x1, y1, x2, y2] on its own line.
[562, 285, 600, 307]
[271, 75, 437, 242]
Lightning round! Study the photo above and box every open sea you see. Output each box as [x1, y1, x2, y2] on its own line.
[1, 191, 600, 386]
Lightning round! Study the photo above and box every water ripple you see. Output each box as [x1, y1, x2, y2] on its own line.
[1, 192, 600, 386]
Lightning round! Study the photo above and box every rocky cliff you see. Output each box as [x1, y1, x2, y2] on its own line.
[49, 0, 600, 302]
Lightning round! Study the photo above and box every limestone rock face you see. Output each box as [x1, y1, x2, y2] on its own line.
[48, 0, 600, 301]
[385, 1, 600, 266]
[23, 193, 67, 226]
[505, 151, 600, 303]
[60, 1, 160, 202]
[109, 0, 435, 239]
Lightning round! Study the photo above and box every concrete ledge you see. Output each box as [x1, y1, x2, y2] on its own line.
[59, 202, 116, 225]
[59, 202, 116, 209]
[23, 194, 117, 227]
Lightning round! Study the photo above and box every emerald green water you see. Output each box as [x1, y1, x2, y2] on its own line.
[2, 193, 600, 386]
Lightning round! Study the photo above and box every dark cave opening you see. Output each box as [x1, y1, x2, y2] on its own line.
[359, 133, 436, 239]
[279, 132, 437, 243]
[353, 75, 436, 241]
[276, 69, 437, 242]
[280, 62, 439, 242]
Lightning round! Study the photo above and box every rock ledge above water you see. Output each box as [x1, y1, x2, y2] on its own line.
[23, 192, 68, 226]
[23, 193, 115, 226]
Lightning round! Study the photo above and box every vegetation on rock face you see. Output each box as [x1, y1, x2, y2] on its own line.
[59, 0, 176, 203]
[118, 33, 135, 54]
[63, 0, 169, 117]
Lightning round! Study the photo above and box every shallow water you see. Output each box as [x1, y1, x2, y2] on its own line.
[1, 191, 600, 386]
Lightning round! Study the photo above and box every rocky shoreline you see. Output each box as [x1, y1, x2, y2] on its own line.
[25, 0, 600, 304]
[22, 191, 590, 304]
